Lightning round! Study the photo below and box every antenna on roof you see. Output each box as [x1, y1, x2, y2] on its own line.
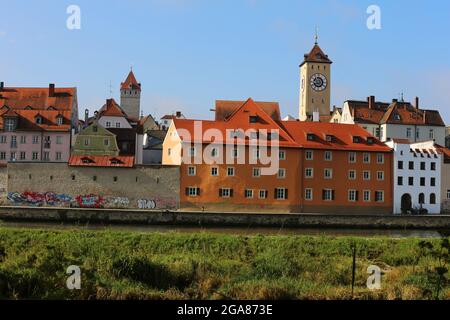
[109, 81, 113, 98]
[314, 26, 319, 44]
[400, 91, 404, 102]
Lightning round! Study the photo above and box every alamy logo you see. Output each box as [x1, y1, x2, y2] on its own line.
[66, 5, 81, 30]
[367, 265, 382, 290]
[366, 5, 382, 30]
[66, 265, 81, 290]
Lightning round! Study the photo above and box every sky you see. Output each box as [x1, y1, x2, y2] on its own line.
[0, 0, 449, 124]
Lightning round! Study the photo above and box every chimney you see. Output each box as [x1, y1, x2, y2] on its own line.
[0, 82, 4, 91]
[176, 111, 182, 118]
[49, 83, 55, 97]
[84, 109, 89, 126]
[423, 110, 426, 124]
[392, 98, 398, 103]
[415, 97, 420, 110]
[368, 96, 375, 109]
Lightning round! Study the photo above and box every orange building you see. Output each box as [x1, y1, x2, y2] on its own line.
[163, 98, 393, 214]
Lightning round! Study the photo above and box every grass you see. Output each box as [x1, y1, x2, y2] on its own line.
[0, 227, 448, 300]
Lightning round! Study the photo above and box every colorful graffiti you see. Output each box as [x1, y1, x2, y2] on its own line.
[8, 192, 72, 207]
[74, 194, 104, 208]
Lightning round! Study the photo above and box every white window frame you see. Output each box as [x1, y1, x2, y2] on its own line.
[188, 187, 199, 197]
[245, 189, 254, 199]
[363, 153, 370, 164]
[324, 168, 333, 179]
[363, 190, 371, 202]
[324, 151, 332, 161]
[348, 190, 357, 202]
[278, 168, 286, 179]
[363, 171, 371, 181]
[305, 168, 314, 179]
[323, 189, 333, 201]
[377, 171, 385, 181]
[348, 170, 356, 180]
[375, 191, 384, 203]
[275, 188, 287, 200]
[227, 167, 235, 177]
[211, 167, 219, 177]
[305, 188, 313, 201]
[377, 153, 384, 164]
[252, 168, 261, 178]
[279, 150, 286, 160]
[187, 166, 196, 176]
[220, 188, 231, 198]
[349, 152, 356, 163]
[259, 189, 268, 199]
[305, 150, 314, 160]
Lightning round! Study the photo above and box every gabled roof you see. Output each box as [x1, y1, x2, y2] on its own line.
[69, 155, 134, 167]
[99, 98, 128, 117]
[173, 98, 297, 147]
[0, 86, 76, 111]
[120, 71, 141, 91]
[300, 44, 332, 66]
[215, 100, 281, 121]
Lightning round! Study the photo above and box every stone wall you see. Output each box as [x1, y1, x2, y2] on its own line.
[4, 163, 179, 209]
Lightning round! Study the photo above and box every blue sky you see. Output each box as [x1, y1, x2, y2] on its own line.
[0, 0, 449, 123]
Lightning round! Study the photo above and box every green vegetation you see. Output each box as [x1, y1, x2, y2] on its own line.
[0, 227, 448, 300]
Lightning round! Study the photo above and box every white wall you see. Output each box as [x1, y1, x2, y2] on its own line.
[387, 140, 441, 214]
[383, 124, 445, 145]
[98, 116, 132, 129]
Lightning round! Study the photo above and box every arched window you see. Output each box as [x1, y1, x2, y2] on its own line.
[418, 193, 425, 204]
[430, 193, 436, 205]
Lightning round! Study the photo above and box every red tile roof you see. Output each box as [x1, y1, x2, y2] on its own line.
[0, 86, 76, 111]
[99, 98, 127, 117]
[215, 100, 281, 121]
[281, 121, 392, 152]
[173, 98, 391, 152]
[347, 99, 445, 126]
[120, 71, 141, 91]
[301, 44, 332, 66]
[0, 108, 71, 131]
[68, 155, 135, 167]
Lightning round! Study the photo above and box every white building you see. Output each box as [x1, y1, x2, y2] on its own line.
[340, 96, 446, 146]
[160, 112, 185, 131]
[386, 139, 442, 214]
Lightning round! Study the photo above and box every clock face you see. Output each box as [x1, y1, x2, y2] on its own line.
[310, 73, 327, 91]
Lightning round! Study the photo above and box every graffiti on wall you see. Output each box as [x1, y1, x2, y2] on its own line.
[137, 197, 177, 210]
[138, 199, 156, 209]
[8, 192, 72, 207]
[74, 194, 104, 208]
[105, 196, 130, 208]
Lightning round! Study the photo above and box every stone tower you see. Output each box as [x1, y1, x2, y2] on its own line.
[120, 70, 141, 119]
[299, 41, 332, 121]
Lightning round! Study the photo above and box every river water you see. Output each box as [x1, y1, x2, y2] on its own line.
[0, 221, 447, 238]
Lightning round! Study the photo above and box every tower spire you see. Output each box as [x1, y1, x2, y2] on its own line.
[314, 27, 319, 44]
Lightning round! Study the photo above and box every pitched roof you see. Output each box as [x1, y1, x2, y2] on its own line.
[300, 44, 332, 66]
[172, 98, 390, 153]
[120, 71, 141, 91]
[69, 155, 134, 167]
[435, 144, 450, 162]
[99, 98, 127, 117]
[347, 99, 445, 127]
[174, 98, 297, 147]
[0, 109, 71, 131]
[0, 86, 76, 111]
[215, 100, 281, 121]
[281, 121, 391, 152]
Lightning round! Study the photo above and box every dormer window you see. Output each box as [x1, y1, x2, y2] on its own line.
[36, 116, 43, 124]
[325, 135, 334, 142]
[367, 137, 375, 145]
[307, 133, 315, 141]
[353, 136, 361, 143]
[4, 118, 17, 132]
[57, 116, 63, 125]
[249, 116, 259, 123]
[110, 158, 123, 165]
[81, 157, 94, 164]
[394, 114, 401, 121]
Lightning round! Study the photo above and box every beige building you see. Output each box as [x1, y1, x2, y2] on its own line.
[299, 41, 332, 121]
[340, 96, 446, 146]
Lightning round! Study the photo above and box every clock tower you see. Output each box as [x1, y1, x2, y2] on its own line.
[299, 40, 332, 121]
